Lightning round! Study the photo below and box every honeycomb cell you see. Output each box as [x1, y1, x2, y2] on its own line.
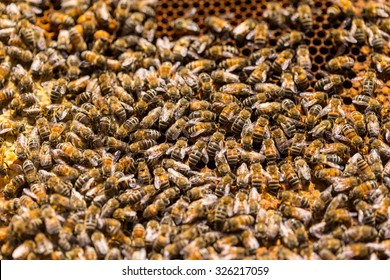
[313, 38, 322, 46]
[320, 47, 329, 55]
[357, 55, 366, 63]
[343, 97, 353, 105]
[309, 46, 318, 55]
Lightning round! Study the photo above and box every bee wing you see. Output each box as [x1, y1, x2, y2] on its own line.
[297, 164, 311, 181]
[323, 82, 334, 91]
[154, 176, 162, 190]
[377, 9, 389, 18]
[201, 148, 209, 164]
[317, 104, 331, 118]
[246, 29, 255, 40]
[281, 59, 291, 71]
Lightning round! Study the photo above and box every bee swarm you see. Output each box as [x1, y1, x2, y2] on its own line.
[1, 0, 390, 260]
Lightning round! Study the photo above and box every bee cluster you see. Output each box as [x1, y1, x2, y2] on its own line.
[0, 0, 390, 260]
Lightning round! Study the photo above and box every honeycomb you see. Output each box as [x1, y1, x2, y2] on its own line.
[154, 0, 390, 107]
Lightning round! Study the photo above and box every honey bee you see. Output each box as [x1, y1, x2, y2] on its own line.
[129, 139, 158, 154]
[281, 99, 301, 121]
[173, 18, 199, 34]
[337, 243, 370, 260]
[0, 61, 12, 85]
[246, 62, 271, 85]
[90, 231, 108, 258]
[277, 31, 305, 49]
[326, 55, 355, 72]
[116, 116, 139, 139]
[12, 240, 36, 260]
[330, 28, 357, 52]
[145, 143, 171, 161]
[246, 21, 269, 48]
[188, 139, 208, 167]
[159, 101, 176, 131]
[143, 198, 169, 219]
[68, 25, 87, 52]
[205, 129, 225, 159]
[218, 102, 241, 126]
[136, 158, 151, 185]
[367, 149, 382, 179]
[232, 18, 257, 42]
[213, 196, 234, 229]
[187, 121, 217, 138]
[185, 59, 216, 74]
[223, 214, 255, 232]
[41, 205, 62, 235]
[315, 74, 345, 94]
[352, 69, 383, 97]
[350, 180, 378, 201]
[370, 138, 390, 158]
[219, 57, 249, 72]
[374, 197, 390, 225]
[231, 108, 252, 135]
[264, 2, 288, 28]
[272, 49, 294, 73]
[233, 191, 250, 215]
[67, 75, 90, 94]
[363, 2, 390, 18]
[211, 70, 240, 84]
[205, 16, 232, 34]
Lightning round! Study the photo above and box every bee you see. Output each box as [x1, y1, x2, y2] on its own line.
[370, 138, 390, 158]
[272, 49, 294, 73]
[337, 244, 370, 260]
[250, 162, 265, 193]
[188, 139, 208, 168]
[315, 74, 345, 94]
[136, 158, 151, 185]
[69, 25, 87, 52]
[246, 62, 271, 85]
[340, 123, 364, 149]
[326, 56, 355, 72]
[271, 126, 289, 155]
[350, 180, 378, 201]
[264, 163, 281, 195]
[67, 75, 90, 94]
[329, 0, 356, 18]
[41, 205, 62, 235]
[205, 16, 232, 34]
[330, 28, 357, 51]
[223, 214, 255, 232]
[282, 99, 301, 121]
[315, 167, 343, 182]
[372, 53, 390, 78]
[247, 21, 269, 48]
[90, 231, 108, 258]
[252, 115, 270, 145]
[116, 117, 139, 139]
[206, 129, 226, 159]
[159, 101, 176, 131]
[233, 18, 257, 42]
[129, 139, 158, 154]
[219, 57, 249, 72]
[0, 87, 15, 105]
[186, 59, 216, 74]
[3, 174, 26, 199]
[264, 2, 288, 28]
[241, 121, 254, 151]
[22, 159, 37, 185]
[368, 25, 389, 51]
[0, 61, 12, 85]
[367, 149, 382, 179]
[12, 240, 36, 260]
[5, 46, 33, 63]
[139, 107, 162, 129]
[214, 174, 234, 198]
[352, 69, 383, 97]
[236, 163, 251, 189]
[49, 11, 75, 27]
[108, 95, 128, 122]
[218, 102, 241, 126]
[225, 137, 239, 169]
[143, 198, 169, 219]
[173, 18, 199, 34]
[277, 31, 305, 49]
[206, 45, 239, 61]
[261, 138, 279, 163]
[318, 95, 345, 121]
[231, 108, 252, 135]
[290, 65, 310, 91]
[353, 94, 382, 112]
[342, 225, 377, 244]
[280, 204, 311, 226]
[294, 157, 311, 187]
[145, 143, 171, 161]
[211, 70, 240, 84]
[374, 197, 390, 224]
[187, 122, 217, 138]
